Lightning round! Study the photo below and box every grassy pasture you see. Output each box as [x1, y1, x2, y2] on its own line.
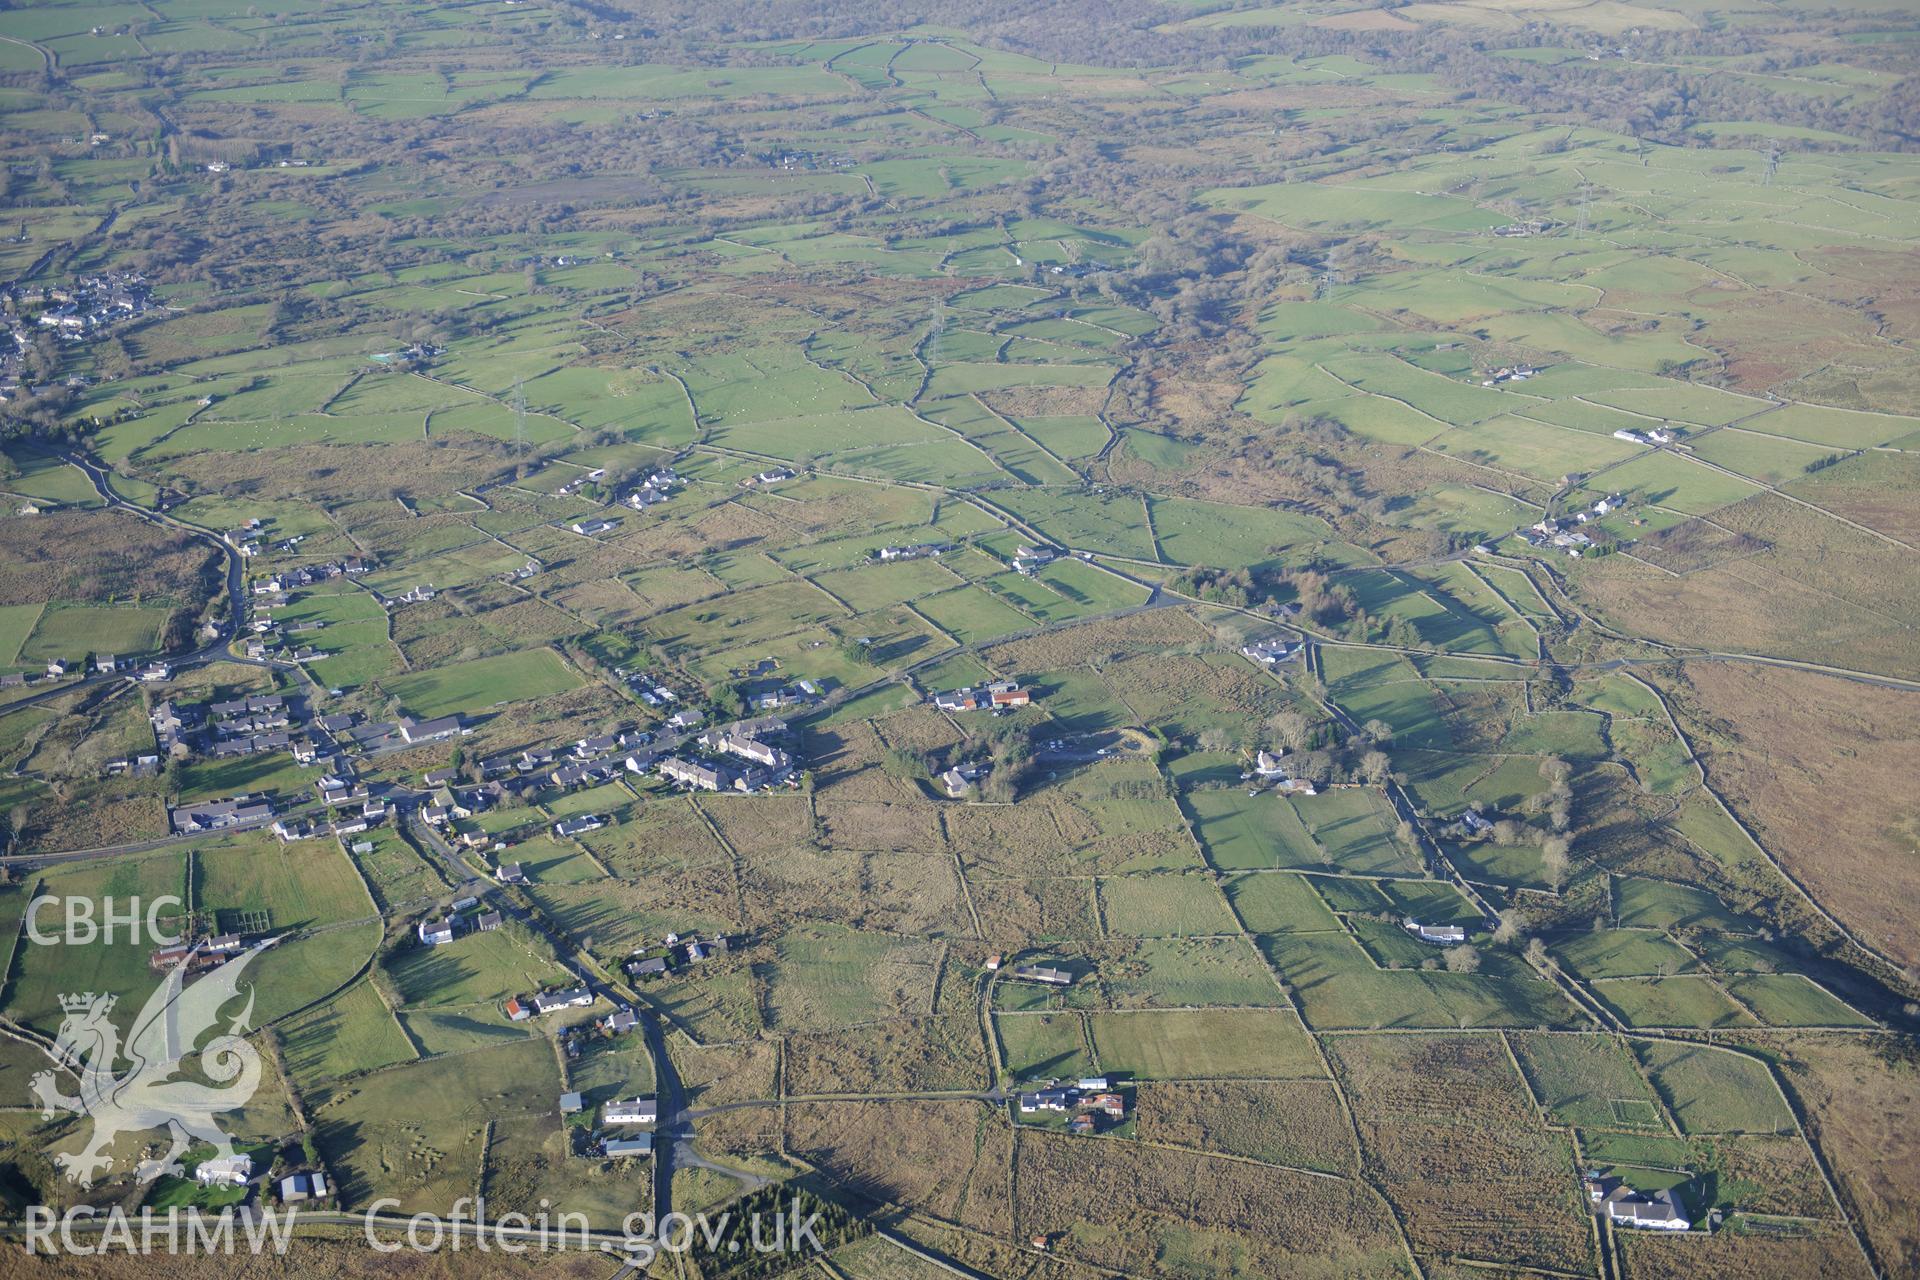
[314, 1036, 560, 1212]
[386, 926, 570, 1010]
[1088, 1009, 1322, 1080]
[1595, 976, 1756, 1029]
[19, 605, 168, 662]
[996, 1011, 1093, 1079]
[1725, 974, 1870, 1027]
[1509, 1033, 1667, 1130]
[280, 980, 416, 1087]
[1222, 872, 1342, 932]
[1098, 874, 1237, 937]
[1637, 1042, 1794, 1134]
[381, 647, 582, 718]
[1551, 928, 1696, 979]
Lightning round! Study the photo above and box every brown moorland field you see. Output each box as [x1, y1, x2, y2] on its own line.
[1657, 662, 1920, 969]
[1778, 1035, 1920, 1276]
[1326, 1034, 1593, 1273]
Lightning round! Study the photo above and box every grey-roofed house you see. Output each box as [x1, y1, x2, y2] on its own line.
[1018, 1089, 1072, 1113]
[1586, 1176, 1691, 1231]
[170, 797, 274, 835]
[659, 757, 725, 791]
[603, 1097, 657, 1125]
[1404, 919, 1468, 945]
[398, 714, 462, 745]
[533, 987, 594, 1015]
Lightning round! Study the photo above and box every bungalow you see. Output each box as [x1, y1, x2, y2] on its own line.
[627, 956, 670, 979]
[1460, 809, 1493, 836]
[1012, 545, 1058, 575]
[934, 688, 982, 712]
[532, 987, 595, 1015]
[1085, 1092, 1126, 1119]
[423, 766, 458, 787]
[601, 1008, 639, 1036]
[1404, 919, 1468, 945]
[418, 918, 456, 946]
[603, 1135, 652, 1157]
[45, 659, 67, 678]
[496, 862, 529, 884]
[170, 797, 274, 835]
[571, 517, 619, 536]
[397, 715, 463, 745]
[195, 1154, 252, 1186]
[624, 485, 666, 509]
[1018, 1089, 1072, 1113]
[1240, 637, 1300, 665]
[136, 662, 172, 683]
[1586, 1176, 1691, 1231]
[278, 1172, 328, 1203]
[666, 708, 704, 731]
[753, 468, 794, 486]
[604, 1097, 657, 1125]
[875, 542, 949, 562]
[1011, 964, 1073, 987]
[553, 814, 605, 838]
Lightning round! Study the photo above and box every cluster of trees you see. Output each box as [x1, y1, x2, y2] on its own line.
[1173, 565, 1358, 628]
[1453, 757, 1578, 887]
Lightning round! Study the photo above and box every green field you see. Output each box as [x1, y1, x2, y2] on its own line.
[1088, 1009, 1322, 1080]
[381, 647, 584, 718]
[1637, 1042, 1795, 1135]
[18, 605, 169, 663]
[1510, 1033, 1668, 1130]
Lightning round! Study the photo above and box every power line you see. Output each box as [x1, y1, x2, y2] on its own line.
[511, 376, 527, 457]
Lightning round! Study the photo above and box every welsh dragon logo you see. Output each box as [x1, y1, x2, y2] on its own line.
[30, 941, 270, 1187]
